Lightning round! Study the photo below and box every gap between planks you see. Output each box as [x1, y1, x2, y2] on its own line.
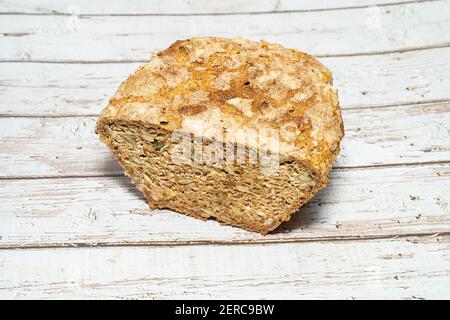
[1, 231, 449, 251]
[0, 0, 434, 16]
[0, 159, 449, 181]
[1, 42, 449, 64]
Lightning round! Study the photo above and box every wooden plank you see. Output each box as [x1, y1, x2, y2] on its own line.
[1, 46, 450, 116]
[1, 1, 449, 61]
[0, 101, 449, 178]
[0, 236, 449, 299]
[0, 0, 425, 15]
[0, 163, 448, 247]
[338, 101, 450, 167]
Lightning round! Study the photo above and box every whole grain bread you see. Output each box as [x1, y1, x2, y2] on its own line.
[96, 37, 344, 234]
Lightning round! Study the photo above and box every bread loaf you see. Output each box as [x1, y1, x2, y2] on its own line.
[96, 37, 344, 234]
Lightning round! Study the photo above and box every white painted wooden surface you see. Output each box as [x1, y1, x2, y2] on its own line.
[0, 0, 449, 299]
[0, 236, 449, 299]
[1, 1, 449, 62]
[0, 0, 425, 15]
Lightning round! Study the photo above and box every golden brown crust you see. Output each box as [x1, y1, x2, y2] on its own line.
[99, 37, 344, 182]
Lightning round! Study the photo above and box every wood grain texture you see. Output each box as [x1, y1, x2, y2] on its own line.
[1, 1, 449, 62]
[0, 0, 427, 15]
[0, 101, 449, 178]
[0, 236, 449, 299]
[1, 46, 449, 116]
[0, 163, 448, 248]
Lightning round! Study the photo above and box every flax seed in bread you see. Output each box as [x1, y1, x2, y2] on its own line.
[95, 37, 344, 234]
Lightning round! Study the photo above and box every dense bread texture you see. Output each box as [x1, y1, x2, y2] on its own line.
[96, 37, 344, 234]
